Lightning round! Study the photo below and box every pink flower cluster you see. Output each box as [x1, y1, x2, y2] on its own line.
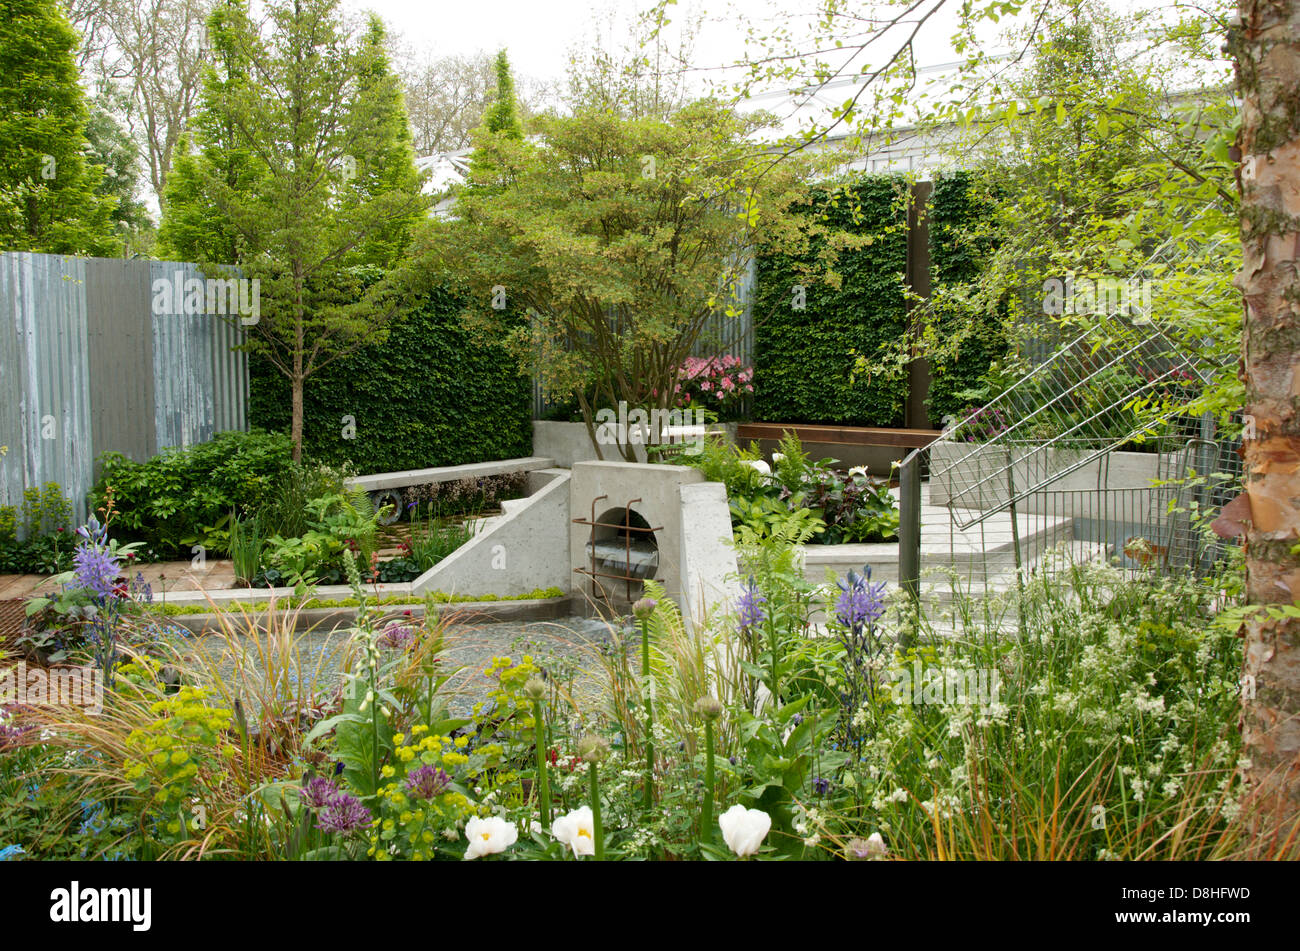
[674, 355, 754, 413]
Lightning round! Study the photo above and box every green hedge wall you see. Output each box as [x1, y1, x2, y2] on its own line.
[248, 286, 532, 474]
[753, 175, 910, 427]
[925, 173, 1006, 422]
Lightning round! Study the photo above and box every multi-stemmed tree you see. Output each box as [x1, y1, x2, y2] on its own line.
[421, 97, 828, 461]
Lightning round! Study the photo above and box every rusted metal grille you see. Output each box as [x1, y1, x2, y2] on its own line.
[572, 495, 662, 602]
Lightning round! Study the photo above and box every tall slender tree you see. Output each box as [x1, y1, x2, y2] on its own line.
[156, 0, 428, 460]
[156, 0, 264, 264]
[483, 49, 524, 139]
[0, 0, 118, 253]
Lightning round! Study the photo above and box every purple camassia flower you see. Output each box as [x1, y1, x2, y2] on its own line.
[72, 544, 120, 600]
[377, 622, 416, 651]
[404, 764, 451, 801]
[316, 792, 372, 834]
[736, 577, 767, 629]
[835, 566, 886, 632]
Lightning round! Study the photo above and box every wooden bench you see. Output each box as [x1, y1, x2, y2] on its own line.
[735, 423, 942, 450]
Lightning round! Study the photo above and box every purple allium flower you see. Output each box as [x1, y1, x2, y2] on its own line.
[0, 706, 33, 752]
[316, 792, 371, 834]
[301, 776, 341, 810]
[736, 577, 767, 629]
[834, 566, 886, 632]
[72, 544, 120, 600]
[404, 764, 451, 801]
[378, 622, 416, 651]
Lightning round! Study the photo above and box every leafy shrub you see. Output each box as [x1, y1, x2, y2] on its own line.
[669, 431, 898, 544]
[259, 463, 350, 539]
[0, 483, 76, 574]
[673, 356, 754, 419]
[90, 430, 293, 558]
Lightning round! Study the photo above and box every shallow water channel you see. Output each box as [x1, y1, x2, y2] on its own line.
[179, 615, 629, 718]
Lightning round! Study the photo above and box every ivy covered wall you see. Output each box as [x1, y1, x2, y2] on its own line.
[248, 286, 532, 474]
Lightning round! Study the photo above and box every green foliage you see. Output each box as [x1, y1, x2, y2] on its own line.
[923, 173, 1007, 422]
[83, 88, 154, 254]
[247, 285, 531, 474]
[482, 49, 524, 139]
[258, 462, 349, 539]
[407, 516, 479, 572]
[122, 687, 236, 850]
[0, 0, 119, 254]
[227, 513, 265, 586]
[256, 488, 385, 586]
[0, 483, 75, 574]
[428, 98, 822, 461]
[158, 0, 429, 459]
[670, 432, 897, 544]
[156, 0, 264, 264]
[90, 430, 294, 558]
[753, 174, 909, 426]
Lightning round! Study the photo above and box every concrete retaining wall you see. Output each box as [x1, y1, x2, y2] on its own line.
[412, 471, 572, 599]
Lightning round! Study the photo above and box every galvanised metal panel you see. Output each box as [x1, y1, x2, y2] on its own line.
[0, 252, 250, 528]
[0, 253, 94, 523]
[150, 261, 216, 451]
[85, 257, 156, 465]
[209, 297, 249, 436]
[0, 256, 22, 513]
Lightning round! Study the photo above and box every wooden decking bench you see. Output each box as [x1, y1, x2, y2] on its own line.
[735, 423, 942, 450]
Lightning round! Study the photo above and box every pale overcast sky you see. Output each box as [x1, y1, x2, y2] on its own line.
[339, 0, 1204, 107]
[343, 0, 977, 89]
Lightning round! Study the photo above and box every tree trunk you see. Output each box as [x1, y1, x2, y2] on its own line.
[291, 265, 306, 463]
[1230, 0, 1300, 840]
[291, 372, 304, 465]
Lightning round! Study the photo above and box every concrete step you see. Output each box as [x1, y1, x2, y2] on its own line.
[801, 508, 1074, 586]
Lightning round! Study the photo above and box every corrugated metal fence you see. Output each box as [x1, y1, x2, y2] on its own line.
[0, 253, 248, 523]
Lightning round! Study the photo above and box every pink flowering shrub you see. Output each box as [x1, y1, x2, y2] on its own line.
[674, 355, 754, 418]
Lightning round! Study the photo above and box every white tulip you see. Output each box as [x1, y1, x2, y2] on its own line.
[463, 816, 518, 860]
[718, 804, 771, 857]
[551, 805, 596, 858]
